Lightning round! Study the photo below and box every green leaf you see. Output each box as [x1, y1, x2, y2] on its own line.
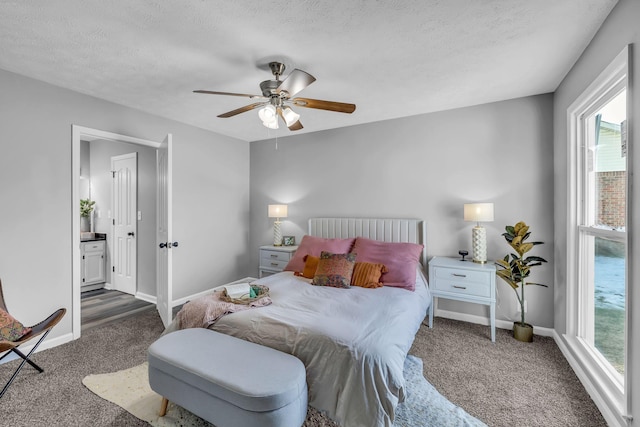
[517, 224, 529, 237]
[525, 282, 548, 287]
[495, 259, 510, 269]
[524, 256, 547, 263]
[497, 271, 519, 289]
[505, 226, 515, 236]
[514, 221, 527, 234]
[519, 243, 534, 254]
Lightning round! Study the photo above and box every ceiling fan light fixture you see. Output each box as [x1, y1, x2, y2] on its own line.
[258, 104, 277, 123]
[282, 106, 300, 126]
[262, 119, 279, 129]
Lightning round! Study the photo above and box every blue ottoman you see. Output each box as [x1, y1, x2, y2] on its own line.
[148, 328, 308, 427]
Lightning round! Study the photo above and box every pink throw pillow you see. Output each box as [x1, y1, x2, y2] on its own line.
[284, 235, 356, 273]
[352, 237, 423, 291]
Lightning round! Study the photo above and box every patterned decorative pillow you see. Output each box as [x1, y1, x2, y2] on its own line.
[311, 252, 356, 288]
[351, 262, 387, 288]
[0, 308, 31, 342]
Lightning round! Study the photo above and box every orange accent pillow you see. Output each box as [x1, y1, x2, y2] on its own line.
[295, 255, 320, 279]
[351, 262, 387, 288]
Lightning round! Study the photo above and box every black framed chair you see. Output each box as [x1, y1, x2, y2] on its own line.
[0, 278, 66, 398]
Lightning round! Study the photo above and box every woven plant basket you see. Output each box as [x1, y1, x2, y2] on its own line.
[220, 284, 270, 305]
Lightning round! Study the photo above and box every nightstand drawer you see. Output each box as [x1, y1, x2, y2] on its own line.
[434, 266, 491, 284]
[432, 278, 491, 298]
[261, 250, 292, 263]
[261, 258, 288, 270]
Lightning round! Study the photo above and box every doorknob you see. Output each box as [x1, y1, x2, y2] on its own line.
[128, 232, 135, 237]
[159, 242, 167, 248]
[169, 242, 179, 248]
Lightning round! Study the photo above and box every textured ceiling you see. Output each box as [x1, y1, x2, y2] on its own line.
[0, 0, 617, 142]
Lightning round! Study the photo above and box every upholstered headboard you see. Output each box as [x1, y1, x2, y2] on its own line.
[308, 217, 427, 268]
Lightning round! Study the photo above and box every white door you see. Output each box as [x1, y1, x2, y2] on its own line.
[156, 134, 173, 327]
[112, 153, 138, 295]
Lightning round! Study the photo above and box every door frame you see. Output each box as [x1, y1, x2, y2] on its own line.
[71, 125, 161, 339]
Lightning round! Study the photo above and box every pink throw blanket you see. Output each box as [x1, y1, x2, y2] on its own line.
[176, 291, 272, 330]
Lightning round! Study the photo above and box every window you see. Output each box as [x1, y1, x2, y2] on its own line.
[566, 46, 629, 413]
[579, 89, 626, 377]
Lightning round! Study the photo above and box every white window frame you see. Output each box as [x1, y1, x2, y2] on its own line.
[565, 46, 629, 418]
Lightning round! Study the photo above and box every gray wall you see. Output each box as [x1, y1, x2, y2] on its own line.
[553, 0, 639, 422]
[250, 94, 555, 328]
[0, 67, 251, 342]
[89, 139, 157, 296]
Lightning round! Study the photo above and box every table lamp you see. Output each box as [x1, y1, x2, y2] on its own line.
[268, 204, 288, 246]
[463, 203, 494, 264]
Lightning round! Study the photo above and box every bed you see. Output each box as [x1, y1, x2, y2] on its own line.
[170, 218, 431, 427]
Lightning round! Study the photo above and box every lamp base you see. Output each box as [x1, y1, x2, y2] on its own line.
[273, 221, 283, 246]
[471, 225, 487, 264]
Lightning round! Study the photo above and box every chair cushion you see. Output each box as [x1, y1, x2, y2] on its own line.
[0, 308, 31, 341]
[148, 328, 306, 413]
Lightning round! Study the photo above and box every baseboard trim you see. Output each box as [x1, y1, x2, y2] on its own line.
[0, 332, 74, 365]
[434, 308, 555, 337]
[135, 292, 156, 304]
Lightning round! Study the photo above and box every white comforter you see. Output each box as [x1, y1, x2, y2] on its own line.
[209, 271, 431, 427]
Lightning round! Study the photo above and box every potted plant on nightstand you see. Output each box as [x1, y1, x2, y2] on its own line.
[495, 221, 547, 342]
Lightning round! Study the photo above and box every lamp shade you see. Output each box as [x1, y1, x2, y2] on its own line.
[268, 204, 288, 218]
[464, 203, 494, 222]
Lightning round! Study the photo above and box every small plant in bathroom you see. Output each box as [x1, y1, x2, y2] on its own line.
[80, 199, 95, 218]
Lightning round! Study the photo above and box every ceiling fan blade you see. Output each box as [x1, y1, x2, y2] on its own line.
[288, 120, 303, 131]
[218, 102, 268, 118]
[276, 69, 316, 98]
[291, 97, 356, 114]
[277, 107, 304, 131]
[194, 90, 266, 100]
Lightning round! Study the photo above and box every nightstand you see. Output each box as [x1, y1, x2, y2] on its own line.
[428, 256, 496, 342]
[259, 245, 298, 278]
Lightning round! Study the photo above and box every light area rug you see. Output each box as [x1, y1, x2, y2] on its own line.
[83, 355, 486, 427]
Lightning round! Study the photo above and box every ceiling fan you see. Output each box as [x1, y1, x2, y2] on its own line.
[194, 62, 356, 131]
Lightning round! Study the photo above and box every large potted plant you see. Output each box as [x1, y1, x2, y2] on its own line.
[495, 221, 547, 342]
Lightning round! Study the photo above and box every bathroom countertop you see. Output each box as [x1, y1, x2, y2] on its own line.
[80, 232, 107, 242]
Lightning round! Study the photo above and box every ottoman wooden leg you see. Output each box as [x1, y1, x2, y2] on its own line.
[159, 397, 169, 416]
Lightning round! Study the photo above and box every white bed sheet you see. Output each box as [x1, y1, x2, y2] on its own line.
[209, 270, 431, 427]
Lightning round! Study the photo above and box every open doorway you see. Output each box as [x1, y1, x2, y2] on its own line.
[71, 126, 168, 339]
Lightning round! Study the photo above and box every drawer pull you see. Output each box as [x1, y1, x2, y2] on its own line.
[270, 254, 278, 258]
[270, 262, 279, 266]
[452, 273, 467, 278]
[453, 285, 467, 290]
